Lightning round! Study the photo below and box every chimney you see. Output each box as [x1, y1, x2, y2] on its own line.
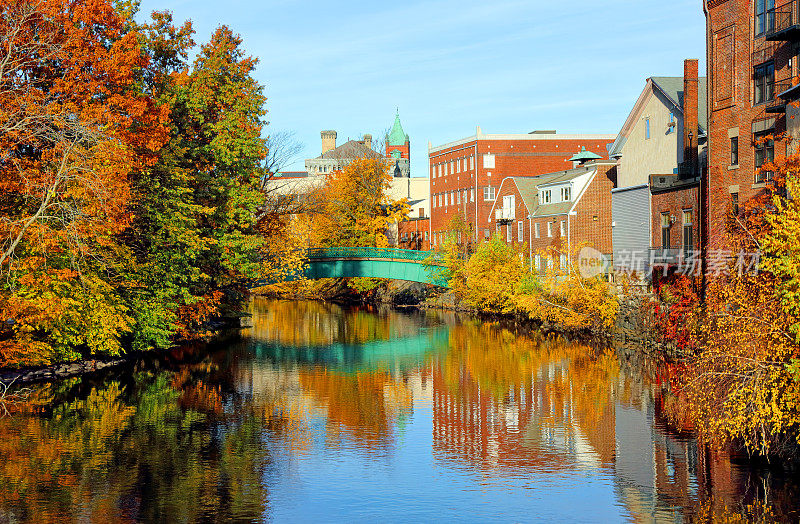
[321, 130, 337, 154]
[683, 59, 699, 177]
[363, 134, 372, 149]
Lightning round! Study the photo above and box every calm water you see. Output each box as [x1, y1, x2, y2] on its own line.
[0, 298, 797, 523]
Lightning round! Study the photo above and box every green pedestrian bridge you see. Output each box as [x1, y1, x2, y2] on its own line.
[259, 247, 448, 287]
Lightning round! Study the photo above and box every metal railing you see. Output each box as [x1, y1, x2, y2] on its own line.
[306, 247, 435, 262]
[767, 3, 800, 40]
[648, 248, 690, 266]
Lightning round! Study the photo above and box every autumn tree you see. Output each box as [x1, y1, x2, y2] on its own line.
[0, 0, 167, 365]
[673, 149, 800, 456]
[123, 15, 267, 346]
[0, 1, 271, 365]
[315, 157, 408, 248]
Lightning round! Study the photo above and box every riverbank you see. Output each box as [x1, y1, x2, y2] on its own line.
[0, 318, 246, 385]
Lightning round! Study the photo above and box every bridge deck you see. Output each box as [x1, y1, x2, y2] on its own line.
[259, 247, 448, 287]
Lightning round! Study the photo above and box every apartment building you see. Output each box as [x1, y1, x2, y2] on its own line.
[487, 160, 617, 272]
[705, 0, 800, 250]
[428, 129, 615, 249]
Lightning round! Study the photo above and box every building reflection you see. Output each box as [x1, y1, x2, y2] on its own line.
[427, 325, 762, 522]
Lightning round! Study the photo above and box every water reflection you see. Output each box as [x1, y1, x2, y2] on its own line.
[0, 298, 796, 522]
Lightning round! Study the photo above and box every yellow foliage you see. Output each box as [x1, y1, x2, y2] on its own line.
[515, 249, 618, 331]
[314, 157, 409, 248]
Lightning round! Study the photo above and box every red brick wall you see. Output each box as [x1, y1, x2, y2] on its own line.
[572, 164, 616, 256]
[387, 142, 410, 160]
[428, 136, 613, 248]
[398, 218, 430, 250]
[706, 0, 793, 250]
[485, 180, 533, 248]
[651, 185, 701, 251]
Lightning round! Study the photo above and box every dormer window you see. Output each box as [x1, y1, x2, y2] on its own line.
[560, 187, 571, 201]
[541, 190, 552, 204]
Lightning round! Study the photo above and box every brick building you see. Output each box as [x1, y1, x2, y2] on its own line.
[428, 130, 615, 250]
[487, 160, 617, 272]
[704, 0, 800, 251]
[398, 217, 430, 250]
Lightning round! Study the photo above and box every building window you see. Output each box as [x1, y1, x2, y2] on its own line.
[541, 190, 551, 203]
[484, 186, 496, 201]
[730, 136, 739, 165]
[645, 117, 651, 140]
[668, 112, 675, 134]
[470, 156, 475, 170]
[535, 223, 540, 238]
[535, 255, 541, 271]
[547, 222, 553, 237]
[754, 62, 775, 104]
[506, 224, 512, 242]
[682, 209, 693, 255]
[755, 0, 775, 36]
[560, 221, 566, 236]
[517, 221, 523, 242]
[483, 154, 495, 168]
[457, 191, 461, 205]
[470, 188, 475, 202]
[425, 231, 429, 241]
[502, 195, 515, 219]
[754, 129, 775, 182]
[560, 187, 571, 201]
[661, 212, 671, 248]
[560, 253, 567, 269]
[732, 192, 739, 216]
[484, 228, 490, 240]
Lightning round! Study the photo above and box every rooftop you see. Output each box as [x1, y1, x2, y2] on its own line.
[314, 139, 382, 160]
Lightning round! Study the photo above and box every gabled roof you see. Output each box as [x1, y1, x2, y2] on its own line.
[650, 76, 708, 131]
[316, 139, 382, 160]
[491, 164, 605, 218]
[609, 75, 708, 158]
[387, 111, 408, 146]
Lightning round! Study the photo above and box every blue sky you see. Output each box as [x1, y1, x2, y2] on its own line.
[136, 0, 707, 174]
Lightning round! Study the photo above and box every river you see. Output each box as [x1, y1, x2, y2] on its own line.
[0, 298, 797, 522]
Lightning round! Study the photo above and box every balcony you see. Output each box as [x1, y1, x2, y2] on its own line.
[766, 4, 800, 41]
[648, 248, 690, 267]
[495, 208, 514, 224]
[766, 80, 792, 112]
[778, 79, 800, 102]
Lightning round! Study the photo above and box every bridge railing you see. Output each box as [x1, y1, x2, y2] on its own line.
[306, 247, 442, 264]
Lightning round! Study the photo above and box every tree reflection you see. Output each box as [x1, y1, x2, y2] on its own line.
[0, 362, 272, 522]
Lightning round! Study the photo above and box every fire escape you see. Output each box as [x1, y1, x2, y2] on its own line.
[764, 1, 800, 112]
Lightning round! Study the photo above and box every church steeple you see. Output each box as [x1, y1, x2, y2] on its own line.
[385, 109, 410, 165]
[388, 109, 407, 147]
